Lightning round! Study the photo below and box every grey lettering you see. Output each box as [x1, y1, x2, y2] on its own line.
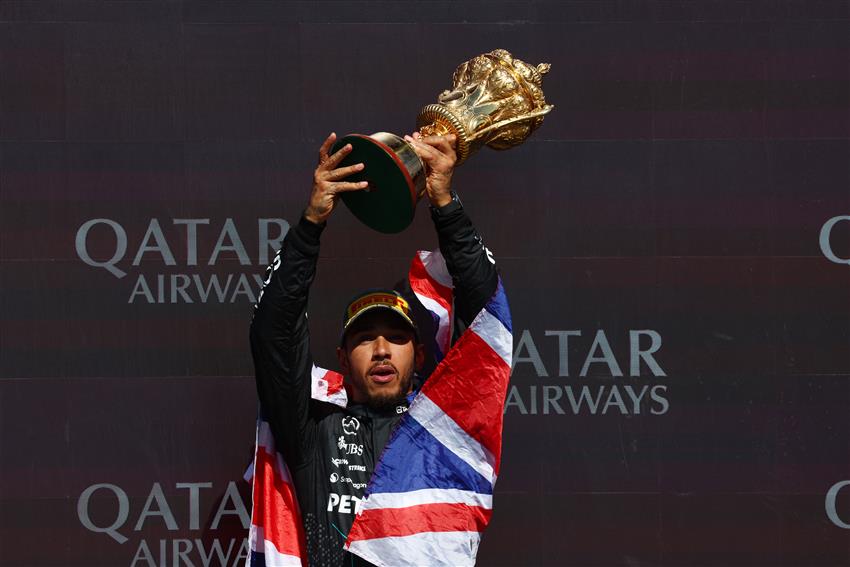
[630, 330, 666, 376]
[77, 483, 129, 544]
[173, 219, 210, 266]
[819, 215, 850, 264]
[76, 219, 128, 278]
[134, 482, 178, 531]
[209, 218, 250, 266]
[130, 540, 156, 566]
[513, 329, 548, 376]
[195, 538, 235, 567]
[623, 385, 650, 414]
[210, 481, 250, 529]
[128, 274, 155, 304]
[602, 386, 628, 414]
[172, 539, 194, 566]
[133, 219, 176, 267]
[564, 385, 605, 414]
[170, 274, 193, 303]
[650, 385, 669, 415]
[542, 385, 565, 414]
[504, 385, 528, 415]
[230, 273, 256, 303]
[193, 274, 232, 303]
[545, 330, 581, 376]
[580, 330, 623, 377]
[235, 538, 250, 563]
[176, 482, 212, 530]
[258, 219, 289, 265]
[826, 480, 850, 528]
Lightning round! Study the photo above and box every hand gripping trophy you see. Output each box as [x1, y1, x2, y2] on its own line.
[331, 49, 554, 233]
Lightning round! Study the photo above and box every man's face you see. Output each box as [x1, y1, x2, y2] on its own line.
[337, 309, 424, 410]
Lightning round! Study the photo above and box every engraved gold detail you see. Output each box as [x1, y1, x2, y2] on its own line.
[416, 49, 554, 165]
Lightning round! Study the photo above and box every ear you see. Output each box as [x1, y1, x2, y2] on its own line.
[336, 346, 350, 376]
[414, 342, 426, 371]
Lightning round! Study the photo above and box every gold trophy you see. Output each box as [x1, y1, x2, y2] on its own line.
[332, 49, 554, 233]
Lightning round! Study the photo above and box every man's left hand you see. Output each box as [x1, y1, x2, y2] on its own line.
[404, 132, 457, 208]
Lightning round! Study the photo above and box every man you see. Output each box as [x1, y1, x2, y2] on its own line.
[250, 130, 498, 566]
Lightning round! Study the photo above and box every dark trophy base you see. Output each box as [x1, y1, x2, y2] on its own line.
[331, 132, 426, 234]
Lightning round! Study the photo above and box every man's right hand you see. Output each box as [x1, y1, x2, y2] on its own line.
[304, 132, 368, 225]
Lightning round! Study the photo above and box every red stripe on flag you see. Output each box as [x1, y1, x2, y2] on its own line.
[420, 330, 510, 471]
[347, 502, 492, 542]
[324, 370, 345, 396]
[409, 254, 452, 313]
[252, 448, 306, 559]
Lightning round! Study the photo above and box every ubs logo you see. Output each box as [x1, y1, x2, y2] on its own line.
[337, 436, 364, 456]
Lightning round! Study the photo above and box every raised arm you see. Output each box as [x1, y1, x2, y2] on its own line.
[250, 215, 322, 470]
[250, 133, 366, 468]
[404, 132, 499, 335]
[431, 196, 498, 332]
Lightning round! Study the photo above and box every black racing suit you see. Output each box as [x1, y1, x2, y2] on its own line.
[250, 197, 498, 567]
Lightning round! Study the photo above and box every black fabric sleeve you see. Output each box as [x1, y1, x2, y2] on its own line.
[430, 196, 499, 339]
[249, 215, 324, 469]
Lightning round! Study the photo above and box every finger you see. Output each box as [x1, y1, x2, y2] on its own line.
[317, 132, 336, 163]
[325, 162, 364, 181]
[330, 180, 369, 193]
[419, 134, 457, 156]
[407, 137, 440, 154]
[407, 138, 442, 162]
[324, 142, 353, 169]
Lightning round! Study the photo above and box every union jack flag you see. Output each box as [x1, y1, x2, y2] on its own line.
[244, 412, 305, 566]
[245, 365, 346, 566]
[245, 250, 511, 566]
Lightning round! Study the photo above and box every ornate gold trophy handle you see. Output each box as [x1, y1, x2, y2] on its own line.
[466, 106, 553, 142]
[418, 122, 453, 138]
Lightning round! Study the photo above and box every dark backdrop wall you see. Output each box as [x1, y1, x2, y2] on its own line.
[1, 1, 848, 566]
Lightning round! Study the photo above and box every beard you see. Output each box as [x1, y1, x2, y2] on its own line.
[363, 367, 413, 411]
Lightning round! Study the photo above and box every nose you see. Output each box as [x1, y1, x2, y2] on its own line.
[372, 335, 391, 359]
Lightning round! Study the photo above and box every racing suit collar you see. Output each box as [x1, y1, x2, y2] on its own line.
[345, 389, 418, 418]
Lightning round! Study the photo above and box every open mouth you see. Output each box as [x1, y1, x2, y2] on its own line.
[369, 364, 398, 384]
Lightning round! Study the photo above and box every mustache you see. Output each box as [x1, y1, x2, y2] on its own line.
[369, 360, 399, 374]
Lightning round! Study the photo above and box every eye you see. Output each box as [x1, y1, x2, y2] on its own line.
[389, 333, 411, 344]
[351, 333, 375, 345]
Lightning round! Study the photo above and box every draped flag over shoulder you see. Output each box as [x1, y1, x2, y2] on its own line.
[345, 255, 512, 566]
[245, 365, 347, 567]
[246, 249, 510, 567]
